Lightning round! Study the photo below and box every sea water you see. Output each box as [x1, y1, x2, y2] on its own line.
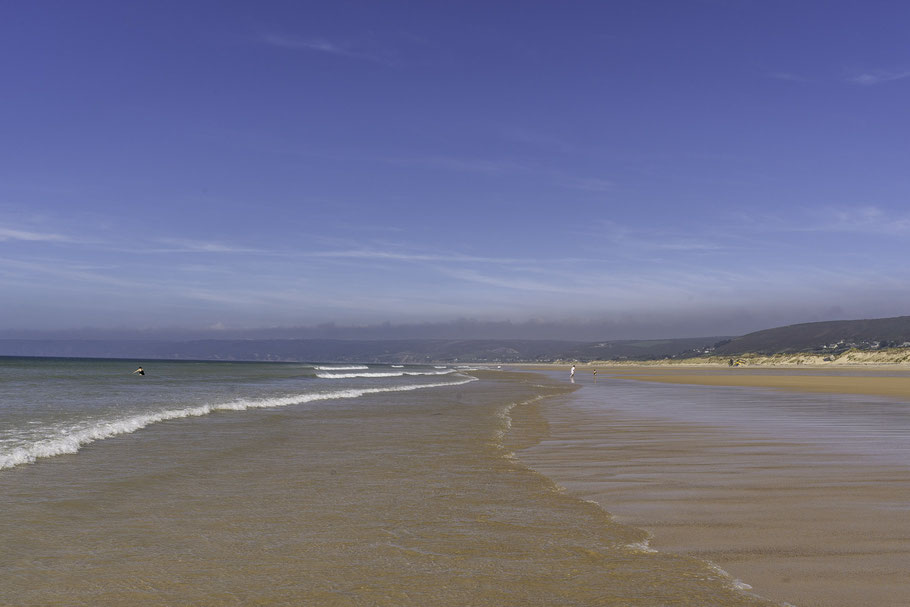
[565, 374, 910, 465]
[0, 359, 782, 606]
[0, 357, 470, 470]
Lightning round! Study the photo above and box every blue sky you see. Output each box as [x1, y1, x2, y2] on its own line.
[2, 1, 909, 339]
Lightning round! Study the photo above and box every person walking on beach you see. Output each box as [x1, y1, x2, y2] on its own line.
[570, 364, 576, 379]
[132, 366, 145, 376]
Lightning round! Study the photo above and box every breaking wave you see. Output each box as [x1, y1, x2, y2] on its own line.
[0, 377, 476, 471]
[316, 370, 455, 379]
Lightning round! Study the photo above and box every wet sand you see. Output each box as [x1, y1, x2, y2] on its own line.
[0, 371, 780, 607]
[610, 365, 910, 399]
[517, 367, 910, 607]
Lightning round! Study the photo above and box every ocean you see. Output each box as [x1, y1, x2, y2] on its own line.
[0, 357, 470, 471]
[0, 357, 785, 606]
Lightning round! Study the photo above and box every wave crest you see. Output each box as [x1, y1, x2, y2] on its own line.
[316, 370, 455, 379]
[0, 377, 475, 471]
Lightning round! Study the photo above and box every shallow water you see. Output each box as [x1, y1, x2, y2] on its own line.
[521, 371, 910, 607]
[0, 365, 780, 606]
[569, 375, 910, 465]
[0, 357, 466, 470]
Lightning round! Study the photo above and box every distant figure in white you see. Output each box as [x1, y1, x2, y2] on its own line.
[570, 365, 576, 379]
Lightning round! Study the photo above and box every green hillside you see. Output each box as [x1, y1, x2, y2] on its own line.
[712, 316, 910, 356]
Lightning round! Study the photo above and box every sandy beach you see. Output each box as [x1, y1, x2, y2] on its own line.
[0, 365, 783, 606]
[515, 365, 910, 607]
[3, 358, 906, 606]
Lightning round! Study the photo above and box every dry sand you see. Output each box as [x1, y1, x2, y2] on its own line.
[516, 366, 910, 607]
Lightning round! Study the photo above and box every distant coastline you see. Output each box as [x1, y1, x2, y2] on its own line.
[576, 346, 910, 367]
[5, 314, 910, 365]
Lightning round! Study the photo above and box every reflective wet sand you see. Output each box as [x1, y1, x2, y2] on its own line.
[0, 371, 779, 606]
[519, 370, 910, 607]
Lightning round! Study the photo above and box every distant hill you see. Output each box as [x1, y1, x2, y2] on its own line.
[7, 315, 910, 362]
[559, 337, 726, 361]
[0, 336, 726, 363]
[712, 315, 910, 356]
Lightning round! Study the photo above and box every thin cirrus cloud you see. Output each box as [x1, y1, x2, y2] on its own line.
[769, 69, 910, 86]
[152, 238, 271, 255]
[768, 72, 812, 82]
[846, 69, 910, 86]
[438, 267, 575, 294]
[822, 207, 910, 234]
[769, 206, 910, 235]
[0, 227, 70, 243]
[579, 221, 727, 255]
[307, 248, 524, 265]
[261, 33, 397, 66]
[0, 227, 264, 256]
[0, 257, 158, 291]
[560, 177, 614, 192]
[306, 246, 634, 269]
[383, 154, 530, 175]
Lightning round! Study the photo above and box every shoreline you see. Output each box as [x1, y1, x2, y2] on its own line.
[572, 346, 910, 367]
[2, 369, 779, 606]
[511, 367, 910, 607]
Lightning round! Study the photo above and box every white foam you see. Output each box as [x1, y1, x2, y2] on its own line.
[625, 540, 658, 554]
[0, 377, 476, 471]
[706, 563, 756, 594]
[313, 365, 369, 370]
[490, 394, 546, 448]
[316, 370, 456, 379]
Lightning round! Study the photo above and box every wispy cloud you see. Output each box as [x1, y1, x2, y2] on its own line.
[439, 267, 574, 294]
[0, 226, 70, 242]
[261, 33, 397, 66]
[769, 68, 910, 86]
[560, 177, 614, 192]
[711, 206, 910, 255]
[846, 69, 910, 86]
[300, 243, 626, 279]
[0, 257, 155, 290]
[152, 238, 268, 255]
[384, 155, 529, 174]
[309, 248, 522, 265]
[745, 206, 910, 236]
[768, 72, 812, 83]
[584, 220, 725, 253]
[651, 239, 722, 251]
[818, 206, 910, 234]
[499, 127, 578, 154]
